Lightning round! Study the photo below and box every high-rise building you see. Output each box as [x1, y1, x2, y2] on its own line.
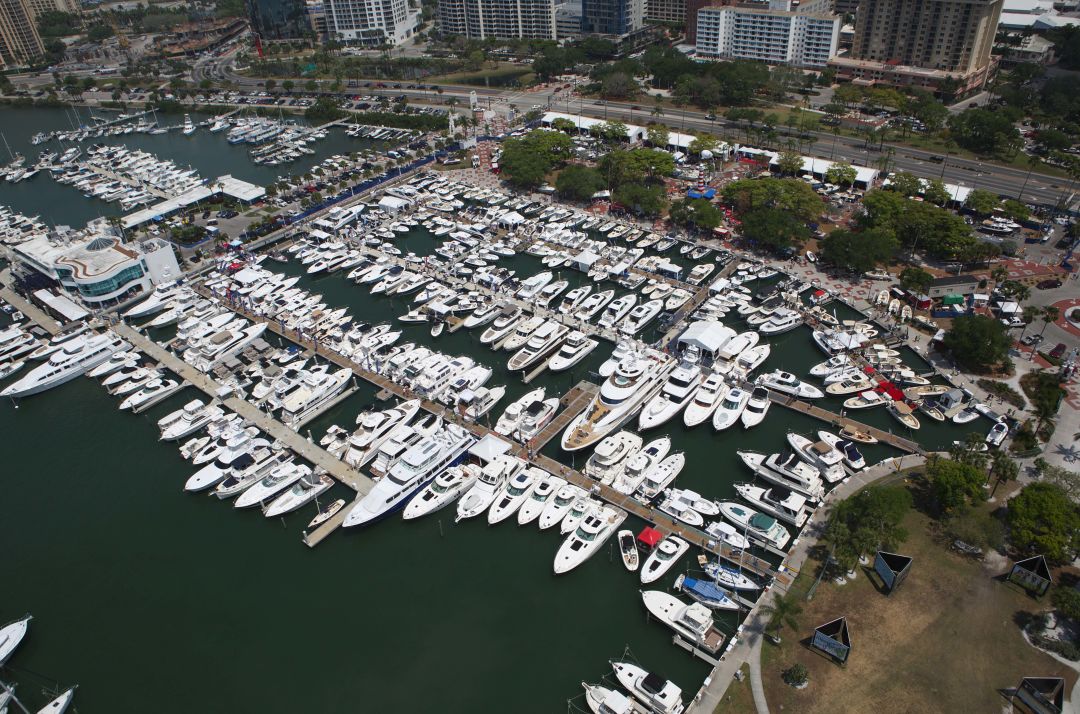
[685, 0, 733, 45]
[326, 0, 419, 44]
[437, 0, 557, 39]
[829, 0, 1003, 94]
[24, 0, 80, 20]
[0, 0, 43, 67]
[580, 0, 642, 35]
[695, 0, 839, 67]
[246, 0, 312, 40]
[644, 0, 684, 24]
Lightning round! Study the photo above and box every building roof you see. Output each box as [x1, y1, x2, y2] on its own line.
[32, 289, 90, 321]
[678, 320, 736, 355]
[541, 112, 645, 140]
[215, 174, 266, 202]
[930, 274, 980, 287]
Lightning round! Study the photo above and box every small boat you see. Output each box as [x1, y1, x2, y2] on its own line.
[640, 591, 726, 653]
[839, 425, 878, 444]
[610, 661, 685, 714]
[887, 401, 921, 430]
[306, 498, 346, 530]
[740, 386, 770, 429]
[986, 420, 1009, 448]
[618, 529, 639, 571]
[581, 683, 645, 714]
[718, 501, 791, 550]
[0, 614, 31, 664]
[36, 686, 77, 714]
[640, 536, 689, 584]
[703, 561, 760, 591]
[674, 574, 738, 610]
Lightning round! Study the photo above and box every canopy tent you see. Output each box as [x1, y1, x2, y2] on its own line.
[677, 320, 736, 359]
[498, 211, 526, 227]
[468, 433, 513, 463]
[637, 527, 662, 549]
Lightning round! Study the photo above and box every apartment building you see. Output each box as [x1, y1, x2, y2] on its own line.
[695, 0, 840, 67]
[438, 0, 557, 39]
[326, 0, 419, 44]
[829, 0, 1002, 94]
[645, 0, 684, 24]
[0, 0, 43, 67]
[580, 0, 643, 35]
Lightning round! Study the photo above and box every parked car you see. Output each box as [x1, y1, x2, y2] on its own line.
[1021, 334, 1044, 346]
[1049, 343, 1067, 359]
[1036, 279, 1063, 289]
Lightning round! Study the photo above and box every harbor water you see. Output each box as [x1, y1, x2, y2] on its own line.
[0, 107, 988, 712]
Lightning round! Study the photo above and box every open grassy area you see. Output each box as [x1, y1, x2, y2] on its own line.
[760, 506, 1076, 714]
[427, 64, 535, 88]
[712, 664, 753, 714]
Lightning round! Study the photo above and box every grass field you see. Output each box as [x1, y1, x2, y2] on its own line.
[712, 664, 754, 714]
[759, 507, 1077, 714]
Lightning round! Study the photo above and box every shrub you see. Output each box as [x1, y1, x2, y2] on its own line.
[783, 664, 809, 686]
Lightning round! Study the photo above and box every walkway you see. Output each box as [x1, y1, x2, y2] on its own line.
[0, 285, 62, 336]
[767, 392, 924, 455]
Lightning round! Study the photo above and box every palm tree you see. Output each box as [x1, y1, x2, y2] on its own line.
[1039, 305, 1060, 337]
[760, 593, 802, 643]
[990, 265, 1008, 286]
[1017, 305, 1042, 345]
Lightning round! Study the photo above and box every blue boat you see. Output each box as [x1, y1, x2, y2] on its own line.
[674, 574, 738, 610]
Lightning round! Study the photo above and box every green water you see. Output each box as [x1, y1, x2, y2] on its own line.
[0, 114, 992, 710]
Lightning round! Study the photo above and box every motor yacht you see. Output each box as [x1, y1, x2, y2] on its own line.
[986, 420, 1009, 448]
[158, 400, 225, 441]
[738, 450, 825, 500]
[639, 536, 689, 585]
[119, 378, 182, 410]
[786, 433, 847, 483]
[718, 501, 791, 550]
[462, 302, 502, 329]
[584, 431, 643, 485]
[560, 496, 601, 535]
[757, 308, 803, 336]
[711, 387, 750, 431]
[455, 454, 525, 522]
[184, 323, 268, 373]
[507, 322, 569, 371]
[682, 374, 726, 428]
[213, 449, 293, 500]
[345, 424, 474, 526]
[638, 363, 702, 430]
[557, 285, 592, 314]
[263, 470, 334, 518]
[547, 331, 598, 372]
[562, 350, 673, 451]
[479, 307, 523, 345]
[488, 466, 545, 524]
[574, 289, 614, 321]
[514, 271, 553, 300]
[736, 344, 770, 373]
[368, 415, 443, 477]
[816, 431, 867, 471]
[342, 400, 421, 467]
[635, 453, 685, 501]
[640, 591, 725, 654]
[279, 368, 352, 429]
[2, 333, 129, 398]
[756, 370, 822, 399]
[553, 506, 627, 574]
[619, 299, 663, 335]
[538, 484, 587, 529]
[25, 323, 91, 361]
[657, 491, 707, 527]
[581, 683, 644, 714]
[598, 340, 635, 378]
[825, 376, 876, 396]
[402, 464, 482, 520]
[122, 283, 184, 319]
[612, 437, 670, 495]
[235, 462, 313, 509]
[494, 387, 544, 436]
[740, 386, 771, 428]
[499, 315, 546, 352]
[184, 431, 271, 491]
[598, 294, 637, 329]
[734, 483, 809, 527]
[810, 355, 853, 377]
[516, 474, 567, 525]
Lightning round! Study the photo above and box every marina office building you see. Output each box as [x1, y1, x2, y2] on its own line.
[13, 229, 181, 309]
[694, 0, 840, 68]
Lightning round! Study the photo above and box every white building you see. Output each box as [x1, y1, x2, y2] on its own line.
[14, 232, 180, 309]
[438, 0, 557, 40]
[327, 0, 420, 45]
[695, 0, 840, 68]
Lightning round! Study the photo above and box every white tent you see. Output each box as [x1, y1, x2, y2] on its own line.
[498, 211, 525, 227]
[677, 320, 736, 359]
[469, 433, 513, 462]
[572, 250, 601, 271]
[378, 195, 410, 214]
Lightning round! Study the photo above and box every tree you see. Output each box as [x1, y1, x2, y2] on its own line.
[499, 130, 572, 189]
[555, 164, 605, 201]
[948, 109, 1022, 156]
[824, 162, 857, 187]
[465, 49, 485, 71]
[776, 150, 804, 176]
[614, 183, 667, 216]
[1001, 199, 1030, 223]
[592, 120, 628, 145]
[889, 171, 923, 197]
[282, 79, 294, 93]
[723, 177, 823, 223]
[688, 133, 717, 156]
[899, 266, 934, 294]
[965, 188, 1000, 216]
[1052, 586, 1080, 623]
[943, 314, 1012, 371]
[1039, 305, 1060, 336]
[646, 124, 669, 148]
[740, 207, 810, 252]
[551, 117, 576, 133]
[761, 593, 802, 642]
[87, 23, 114, 42]
[669, 198, 722, 231]
[923, 179, 951, 206]
[819, 228, 897, 273]
[601, 72, 635, 99]
[1007, 482, 1080, 563]
[926, 457, 986, 516]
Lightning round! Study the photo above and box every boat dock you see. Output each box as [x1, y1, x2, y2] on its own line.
[766, 391, 924, 455]
[110, 322, 375, 495]
[0, 284, 61, 336]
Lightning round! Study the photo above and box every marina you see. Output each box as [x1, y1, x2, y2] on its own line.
[0, 111, 1001, 712]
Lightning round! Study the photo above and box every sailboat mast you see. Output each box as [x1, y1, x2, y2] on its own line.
[1, 132, 13, 160]
[0, 679, 34, 714]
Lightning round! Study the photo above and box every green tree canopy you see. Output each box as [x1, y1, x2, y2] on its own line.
[775, 150, 804, 176]
[614, 183, 667, 217]
[947, 109, 1023, 156]
[819, 228, 897, 273]
[555, 164, 605, 202]
[926, 458, 986, 516]
[899, 266, 934, 294]
[646, 124, 670, 148]
[723, 177, 823, 223]
[861, 190, 976, 260]
[740, 206, 810, 252]
[888, 171, 923, 197]
[1007, 482, 1080, 563]
[669, 198, 722, 230]
[499, 130, 573, 188]
[923, 179, 951, 206]
[943, 314, 1012, 371]
[965, 188, 1000, 216]
[824, 162, 857, 186]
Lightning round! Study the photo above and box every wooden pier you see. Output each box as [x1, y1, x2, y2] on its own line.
[766, 391, 924, 455]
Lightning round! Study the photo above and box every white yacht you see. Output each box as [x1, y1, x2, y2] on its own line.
[184, 433, 270, 492]
[493, 388, 544, 436]
[342, 400, 421, 468]
[118, 378, 182, 410]
[2, 333, 129, 398]
[36, 686, 77, 714]
[738, 451, 825, 500]
[562, 350, 673, 451]
[455, 454, 525, 522]
[619, 299, 663, 335]
[235, 462, 313, 509]
[640, 536, 689, 584]
[479, 307, 523, 345]
[574, 289, 614, 321]
[740, 386, 771, 429]
[487, 466, 544, 524]
[122, 283, 184, 319]
[560, 496, 601, 535]
[584, 431, 642, 485]
[597, 294, 637, 329]
[0, 614, 31, 664]
[500, 315, 546, 352]
[263, 470, 334, 518]
[537, 483, 586, 530]
[557, 285, 592, 314]
[403, 464, 482, 520]
[611, 661, 685, 714]
[636, 453, 685, 501]
[25, 323, 91, 360]
[612, 437, 670, 495]
[581, 683, 644, 714]
[817, 431, 867, 471]
[682, 374, 726, 427]
[507, 322, 569, 371]
[711, 387, 750, 431]
[640, 591, 726, 654]
[757, 370, 823, 399]
[547, 331, 598, 372]
[843, 389, 889, 410]
[598, 340, 634, 378]
[87, 351, 137, 379]
[344, 424, 474, 526]
[719, 501, 791, 550]
[516, 394, 560, 441]
[553, 506, 627, 574]
[368, 415, 443, 477]
[734, 483, 809, 527]
[158, 400, 224, 441]
[517, 474, 567, 525]
[515, 271, 553, 300]
[786, 432, 847, 484]
[184, 323, 268, 373]
[638, 363, 702, 429]
[280, 368, 352, 428]
[213, 449, 292, 500]
[757, 308, 803, 335]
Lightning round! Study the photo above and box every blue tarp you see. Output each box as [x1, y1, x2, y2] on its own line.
[680, 577, 733, 608]
[687, 188, 716, 199]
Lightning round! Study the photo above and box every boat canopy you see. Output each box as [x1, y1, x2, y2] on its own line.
[637, 526, 662, 549]
[468, 433, 513, 463]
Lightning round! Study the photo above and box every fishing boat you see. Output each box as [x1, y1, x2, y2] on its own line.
[618, 529, 639, 571]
